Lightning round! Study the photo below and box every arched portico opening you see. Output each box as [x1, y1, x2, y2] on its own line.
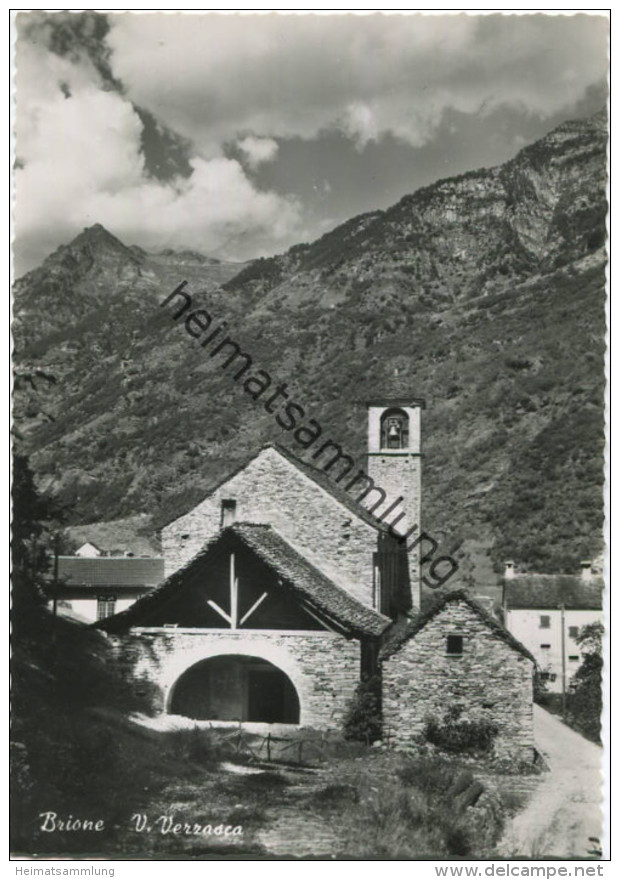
[168, 654, 301, 723]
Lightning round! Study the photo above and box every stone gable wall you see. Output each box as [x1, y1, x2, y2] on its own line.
[110, 628, 361, 729]
[162, 447, 378, 607]
[381, 600, 535, 762]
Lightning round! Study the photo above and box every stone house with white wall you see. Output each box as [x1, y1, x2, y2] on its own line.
[49, 556, 165, 623]
[503, 564, 603, 695]
[98, 399, 535, 761]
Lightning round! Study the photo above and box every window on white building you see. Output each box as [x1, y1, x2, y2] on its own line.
[569, 655, 580, 662]
[540, 615, 551, 628]
[540, 644, 551, 649]
[97, 596, 116, 620]
[568, 626, 579, 638]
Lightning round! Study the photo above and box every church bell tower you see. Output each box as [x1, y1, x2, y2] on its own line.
[367, 398, 425, 609]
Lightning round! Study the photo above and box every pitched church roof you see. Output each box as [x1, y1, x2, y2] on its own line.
[379, 589, 535, 662]
[162, 442, 391, 534]
[504, 575, 603, 610]
[96, 522, 391, 638]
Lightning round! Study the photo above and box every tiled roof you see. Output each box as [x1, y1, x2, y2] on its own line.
[231, 523, 390, 635]
[65, 514, 161, 556]
[97, 522, 390, 638]
[379, 589, 535, 663]
[504, 575, 604, 610]
[57, 556, 165, 587]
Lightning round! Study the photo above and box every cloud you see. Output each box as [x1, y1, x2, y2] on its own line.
[106, 12, 608, 152]
[14, 15, 304, 272]
[13, 11, 608, 273]
[237, 136, 279, 169]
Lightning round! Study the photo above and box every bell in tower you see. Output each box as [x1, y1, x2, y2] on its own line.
[381, 409, 409, 449]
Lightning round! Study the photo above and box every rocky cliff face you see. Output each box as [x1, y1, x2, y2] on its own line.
[12, 112, 607, 586]
[226, 112, 606, 310]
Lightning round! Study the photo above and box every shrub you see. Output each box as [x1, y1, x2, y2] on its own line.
[424, 704, 499, 754]
[533, 670, 552, 706]
[311, 783, 359, 806]
[397, 756, 455, 794]
[566, 623, 603, 743]
[444, 823, 471, 856]
[168, 727, 225, 768]
[343, 674, 382, 744]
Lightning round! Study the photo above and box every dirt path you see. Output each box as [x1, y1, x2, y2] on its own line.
[498, 706, 603, 858]
[256, 765, 345, 857]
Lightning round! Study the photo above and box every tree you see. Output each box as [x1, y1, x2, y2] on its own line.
[574, 621, 603, 655]
[11, 454, 63, 616]
[566, 622, 604, 743]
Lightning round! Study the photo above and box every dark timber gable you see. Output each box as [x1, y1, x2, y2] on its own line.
[98, 523, 390, 638]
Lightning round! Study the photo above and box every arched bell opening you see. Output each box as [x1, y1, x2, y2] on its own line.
[380, 408, 410, 450]
[168, 654, 301, 723]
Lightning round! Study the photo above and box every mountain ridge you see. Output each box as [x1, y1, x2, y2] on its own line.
[13, 112, 607, 587]
[13, 226, 250, 352]
[224, 110, 606, 310]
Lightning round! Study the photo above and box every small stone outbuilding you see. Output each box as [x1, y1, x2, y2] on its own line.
[380, 590, 535, 762]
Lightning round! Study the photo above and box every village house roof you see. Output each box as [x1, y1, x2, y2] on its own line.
[66, 513, 161, 557]
[57, 556, 165, 588]
[379, 589, 535, 663]
[76, 541, 102, 554]
[162, 442, 392, 535]
[97, 522, 391, 638]
[504, 575, 603, 610]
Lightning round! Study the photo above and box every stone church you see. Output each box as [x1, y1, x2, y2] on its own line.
[98, 400, 535, 761]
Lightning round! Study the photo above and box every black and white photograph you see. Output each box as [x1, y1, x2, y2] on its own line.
[11, 9, 609, 862]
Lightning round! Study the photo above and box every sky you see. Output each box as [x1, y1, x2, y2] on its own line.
[13, 11, 609, 276]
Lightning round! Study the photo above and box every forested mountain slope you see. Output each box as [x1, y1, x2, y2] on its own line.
[13, 112, 607, 582]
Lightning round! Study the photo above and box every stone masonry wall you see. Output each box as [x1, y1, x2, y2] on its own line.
[162, 447, 378, 607]
[381, 600, 535, 762]
[109, 628, 361, 729]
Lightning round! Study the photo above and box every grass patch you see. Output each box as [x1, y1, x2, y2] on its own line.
[310, 783, 359, 807]
[289, 751, 506, 859]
